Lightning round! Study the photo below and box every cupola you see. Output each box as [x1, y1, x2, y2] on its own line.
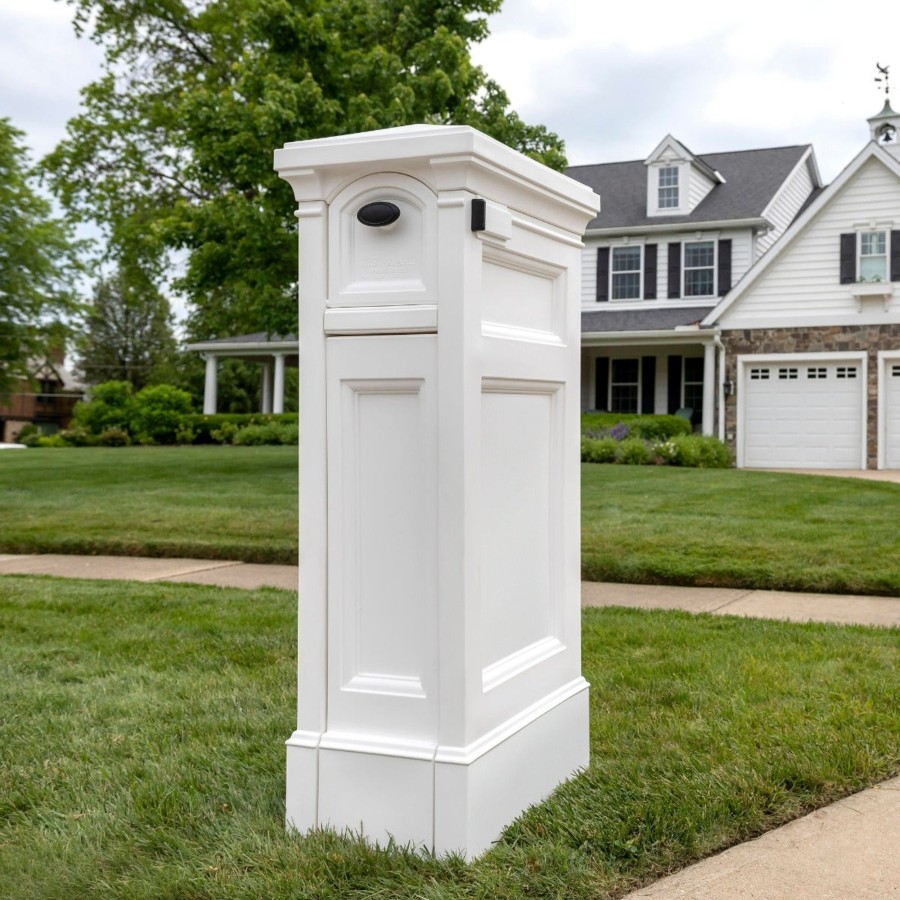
[868, 64, 900, 159]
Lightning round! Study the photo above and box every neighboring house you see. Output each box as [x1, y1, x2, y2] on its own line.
[706, 100, 900, 470]
[0, 351, 84, 442]
[567, 135, 822, 434]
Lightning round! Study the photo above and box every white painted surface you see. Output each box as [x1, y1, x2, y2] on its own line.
[276, 124, 599, 859]
[719, 156, 900, 329]
[738, 353, 867, 469]
[758, 150, 816, 257]
[879, 351, 900, 468]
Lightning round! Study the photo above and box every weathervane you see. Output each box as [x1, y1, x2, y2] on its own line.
[875, 63, 890, 98]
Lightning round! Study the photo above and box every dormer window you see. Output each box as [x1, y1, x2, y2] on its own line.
[658, 166, 679, 209]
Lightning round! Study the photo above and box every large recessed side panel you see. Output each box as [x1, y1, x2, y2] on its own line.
[479, 379, 565, 696]
[326, 335, 439, 744]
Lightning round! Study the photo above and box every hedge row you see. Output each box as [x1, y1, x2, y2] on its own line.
[20, 381, 299, 447]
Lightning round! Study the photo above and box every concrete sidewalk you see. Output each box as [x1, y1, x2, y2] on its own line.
[0, 553, 298, 591]
[581, 581, 900, 628]
[2, 554, 898, 898]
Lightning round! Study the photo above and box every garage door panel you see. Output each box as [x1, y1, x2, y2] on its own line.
[742, 359, 863, 469]
[887, 363, 900, 469]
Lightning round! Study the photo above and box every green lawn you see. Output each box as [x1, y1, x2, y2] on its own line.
[0, 576, 896, 898]
[1, 447, 898, 594]
[0, 446, 298, 564]
[582, 465, 900, 596]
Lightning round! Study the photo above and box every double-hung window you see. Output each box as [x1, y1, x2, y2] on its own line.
[683, 241, 715, 297]
[611, 246, 642, 299]
[610, 359, 640, 414]
[859, 231, 888, 282]
[658, 166, 679, 209]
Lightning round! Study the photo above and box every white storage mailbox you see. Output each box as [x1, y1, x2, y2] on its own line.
[275, 125, 600, 858]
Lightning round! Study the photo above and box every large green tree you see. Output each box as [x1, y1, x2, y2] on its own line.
[0, 118, 81, 392]
[47, 0, 566, 341]
[78, 267, 178, 390]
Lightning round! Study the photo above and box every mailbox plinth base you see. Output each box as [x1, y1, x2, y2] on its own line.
[286, 679, 589, 859]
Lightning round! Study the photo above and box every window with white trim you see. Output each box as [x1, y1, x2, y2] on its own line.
[658, 166, 679, 209]
[807, 367, 827, 379]
[684, 241, 715, 297]
[859, 231, 888, 282]
[610, 359, 639, 413]
[611, 246, 642, 300]
[750, 367, 770, 380]
[837, 366, 858, 379]
[778, 367, 798, 380]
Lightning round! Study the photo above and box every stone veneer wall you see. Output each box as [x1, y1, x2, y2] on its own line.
[721, 324, 900, 469]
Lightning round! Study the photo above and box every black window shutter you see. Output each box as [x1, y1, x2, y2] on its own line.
[667, 355, 683, 414]
[839, 233, 856, 284]
[596, 247, 610, 302]
[891, 231, 900, 282]
[717, 239, 732, 295]
[641, 356, 656, 414]
[667, 243, 681, 298]
[644, 244, 657, 299]
[595, 357, 610, 410]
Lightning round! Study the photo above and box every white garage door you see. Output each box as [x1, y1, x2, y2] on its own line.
[885, 361, 900, 469]
[741, 359, 864, 469]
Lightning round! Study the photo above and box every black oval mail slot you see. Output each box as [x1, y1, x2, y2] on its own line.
[357, 201, 401, 227]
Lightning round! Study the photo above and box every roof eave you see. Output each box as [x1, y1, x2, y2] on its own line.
[585, 216, 771, 238]
[186, 340, 299, 354]
[581, 328, 720, 346]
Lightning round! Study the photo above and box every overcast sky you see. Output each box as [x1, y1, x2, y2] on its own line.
[2, 0, 897, 185]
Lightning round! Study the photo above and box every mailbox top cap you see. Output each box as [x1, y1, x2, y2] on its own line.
[274, 124, 600, 222]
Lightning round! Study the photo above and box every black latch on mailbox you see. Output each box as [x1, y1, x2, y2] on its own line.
[357, 201, 401, 227]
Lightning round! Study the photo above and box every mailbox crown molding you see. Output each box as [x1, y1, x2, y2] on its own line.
[274, 124, 600, 235]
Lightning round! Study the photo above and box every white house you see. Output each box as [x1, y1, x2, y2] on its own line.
[706, 100, 900, 470]
[567, 135, 822, 434]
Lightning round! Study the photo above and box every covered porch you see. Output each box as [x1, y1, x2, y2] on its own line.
[581, 323, 724, 436]
[186, 333, 299, 415]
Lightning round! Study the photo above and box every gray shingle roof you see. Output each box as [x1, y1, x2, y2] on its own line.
[567, 145, 812, 231]
[582, 306, 712, 333]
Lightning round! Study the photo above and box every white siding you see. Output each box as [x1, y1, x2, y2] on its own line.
[581, 242, 597, 305]
[758, 154, 815, 256]
[688, 167, 716, 212]
[720, 157, 900, 328]
[581, 229, 755, 306]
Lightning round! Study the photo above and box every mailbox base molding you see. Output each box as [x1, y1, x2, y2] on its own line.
[285, 678, 589, 859]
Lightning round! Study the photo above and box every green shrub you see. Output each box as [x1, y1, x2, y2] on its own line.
[669, 434, 732, 468]
[97, 428, 131, 447]
[187, 412, 298, 444]
[57, 427, 96, 447]
[615, 437, 654, 465]
[210, 421, 240, 444]
[17, 424, 43, 447]
[232, 422, 298, 446]
[582, 412, 691, 441]
[130, 385, 193, 444]
[72, 380, 135, 435]
[35, 434, 69, 448]
[581, 436, 618, 463]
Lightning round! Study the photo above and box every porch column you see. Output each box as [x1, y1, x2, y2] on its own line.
[273, 353, 286, 415]
[261, 361, 273, 414]
[702, 341, 716, 436]
[203, 354, 218, 415]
